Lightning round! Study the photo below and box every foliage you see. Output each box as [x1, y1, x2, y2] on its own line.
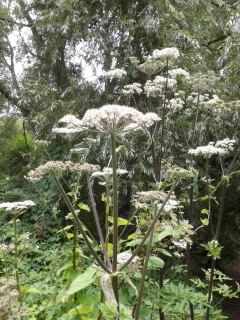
[1, 0, 240, 319]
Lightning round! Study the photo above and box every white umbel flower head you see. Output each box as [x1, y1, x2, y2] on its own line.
[206, 95, 223, 107]
[144, 76, 177, 97]
[188, 138, 236, 159]
[52, 128, 82, 135]
[53, 105, 160, 136]
[52, 114, 83, 136]
[91, 167, 128, 180]
[142, 112, 161, 127]
[188, 145, 226, 158]
[169, 68, 190, 79]
[215, 138, 236, 152]
[103, 68, 127, 80]
[80, 104, 160, 134]
[122, 82, 143, 96]
[152, 47, 180, 61]
[27, 161, 100, 181]
[58, 114, 82, 126]
[154, 76, 177, 89]
[172, 239, 188, 250]
[0, 200, 35, 212]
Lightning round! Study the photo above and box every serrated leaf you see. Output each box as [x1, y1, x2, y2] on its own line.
[64, 266, 96, 298]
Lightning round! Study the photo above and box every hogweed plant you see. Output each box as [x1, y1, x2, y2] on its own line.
[19, 46, 240, 319]
[28, 103, 179, 317]
[0, 200, 35, 303]
[189, 138, 239, 319]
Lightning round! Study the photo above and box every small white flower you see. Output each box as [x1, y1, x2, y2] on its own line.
[206, 95, 223, 106]
[91, 167, 128, 180]
[27, 161, 100, 181]
[122, 82, 143, 95]
[188, 145, 225, 158]
[141, 112, 161, 127]
[169, 68, 190, 79]
[154, 76, 177, 89]
[188, 138, 236, 159]
[163, 198, 180, 213]
[215, 138, 236, 152]
[168, 98, 184, 111]
[52, 128, 82, 135]
[144, 76, 176, 97]
[103, 68, 127, 80]
[0, 200, 35, 212]
[58, 114, 82, 126]
[152, 47, 180, 61]
[52, 114, 83, 136]
[172, 239, 188, 250]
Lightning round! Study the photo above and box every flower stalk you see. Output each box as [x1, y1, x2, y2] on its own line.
[111, 131, 119, 304]
[134, 214, 155, 320]
[13, 215, 22, 302]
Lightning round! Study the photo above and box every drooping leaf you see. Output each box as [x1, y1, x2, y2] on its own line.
[148, 256, 165, 270]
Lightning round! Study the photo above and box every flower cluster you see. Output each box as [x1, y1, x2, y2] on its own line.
[52, 114, 83, 136]
[122, 82, 143, 96]
[189, 145, 226, 158]
[169, 68, 190, 79]
[134, 190, 179, 213]
[0, 200, 35, 212]
[54, 105, 160, 135]
[144, 76, 176, 97]
[103, 68, 127, 80]
[206, 95, 224, 107]
[58, 114, 82, 126]
[167, 97, 185, 112]
[215, 138, 236, 152]
[0, 243, 15, 253]
[188, 138, 236, 159]
[27, 161, 100, 181]
[151, 47, 180, 61]
[91, 167, 128, 180]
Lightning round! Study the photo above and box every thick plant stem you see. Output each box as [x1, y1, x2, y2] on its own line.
[72, 222, 77, 271]
[205, 182, 226, 320]
[134, 226, 154, 320]
[13, 216, 21, 302]
[158, 59, 169, 181]
[105, 183, 110, 266]
[205, 258, 216, 320]
[53, 174, 110, 273]
[88, 178, 109, 266]
[111, 131, 119, 305]
[159, 270, 165, 320]
[189, 301, 194, 320]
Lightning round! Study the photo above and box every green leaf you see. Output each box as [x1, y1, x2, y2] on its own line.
[78, 202, 90, 212]
[201, 218, 209, 226]
[64, 266, 97, 298]
[155, 229, 173, 242]
[148, 256, 165, 270]
[108, 216, 130, 226]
